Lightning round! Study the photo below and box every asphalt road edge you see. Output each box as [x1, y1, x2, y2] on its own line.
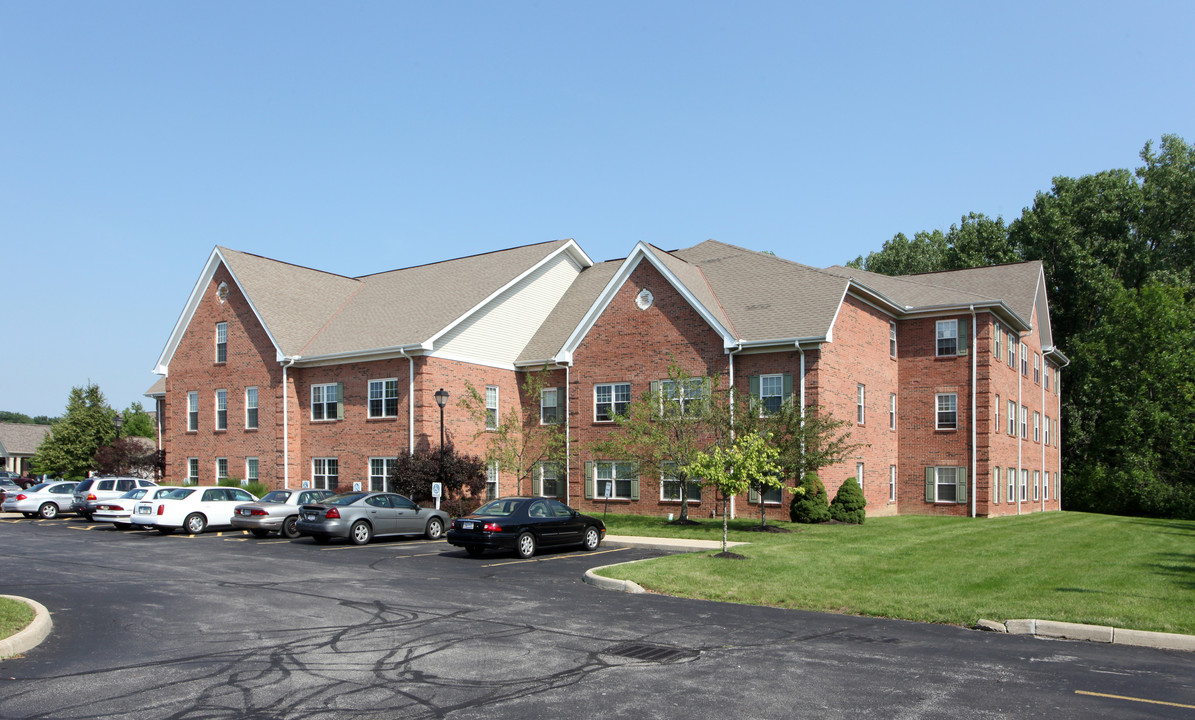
[0, 595, 52, 660]
[981, 618, 1195, 652]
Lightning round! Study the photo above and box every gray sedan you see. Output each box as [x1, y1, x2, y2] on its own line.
[231, 488, 337, 538]
[295, 491, 449, 545]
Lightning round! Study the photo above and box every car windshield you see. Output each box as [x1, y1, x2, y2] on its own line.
[324, 493, 368, 506]
[161, 488, 195, 500]
[474, 499, 524, 517]
[27, 483, 49, 492]
[261, 491, 291, 503]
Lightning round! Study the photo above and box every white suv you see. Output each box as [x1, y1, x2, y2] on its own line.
[72, 477, 158, 521]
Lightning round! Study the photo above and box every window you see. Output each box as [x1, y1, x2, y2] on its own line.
[889, 321, 898, 358]
[1043, 469, 1050, 500]
[216, 458, 228, 482]
[215, 322, 227, 363]
[856, 462, 865, 493]
[993, 322, 1002, 357]
[1054, 368, 1060, 393]
[311, 383, 340, 421]
[1033, 470, 1040, 501]
[1054, 472, 1060, 499]
[1034, 353, 1041, 384]
[188, 458, 199, 484]
[486, 460, 499, 500]
[537, 462, 560, 497]
[889, 393, 897, 430]
[1008, 331, 1017, 366]
[312, 458, 338, 490]
[993, 467, 1001, 504]
[1007, 467, 1016, 503]
[187, 391, 199, 432]
[245, 387, 258, 429]
[926, 466, 966, 504]
[593, 461, 636, 500]
[1045, 416, 1051, 447]
[368, 379, 399, 418]
[994, 394, 1000, 431]
[485, 385, 499, 429]
[936, 393, 958, 430]
[1020, 405, 1028, 439]
[936, 319, 958, 356]
[889, 465, 897, 502]
[660, 378, 706, 417]
[215, 389, 227, 430]
[760, 374, 785, 416]
[246, 457, 258, 483]
[661, 462, 701, 502]
[1007, 400, 1016, 436]
[1033, 412, 1041, 442]
[1020, 469, 1028, 502]
[856, 384, 865, 425]
[595, 382, 631, 421]
[1021, 343, 1029, 375]
[1045, 363, 1051, 390]
[540, 388, 559, 425]
[369, 457, 396, 492]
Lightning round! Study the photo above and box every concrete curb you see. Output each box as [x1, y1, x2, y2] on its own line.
[584, 563, 647, 593]
[0, 595, 52, 660]
[980, 618, 1195, 653]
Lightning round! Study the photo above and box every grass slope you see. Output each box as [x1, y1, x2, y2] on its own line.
[0, 597, 34, 642]
[598, 512, 1195, 634]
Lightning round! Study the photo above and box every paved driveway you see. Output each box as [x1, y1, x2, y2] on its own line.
[0, 515, 1192, 719]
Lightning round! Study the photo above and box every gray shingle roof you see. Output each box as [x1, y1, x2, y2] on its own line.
[0, 423, 52, 456]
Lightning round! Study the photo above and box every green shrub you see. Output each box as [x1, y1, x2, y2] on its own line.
[790, 472, 831, 523]
[829, 476, 866, 524]
[243, 481, 270, 499]
[217, 477, 241, 487]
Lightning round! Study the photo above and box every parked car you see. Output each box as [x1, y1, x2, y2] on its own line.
[1, 481, 80, 519]
[93, 487, 162, 529]
[0, 478, 19, 505]
[72, 477, 158, 521]
[446, 497, 605, 558]
[295, 492, 449, 545]
[231, 488, 337, 538]
[130, 486, 258, 535]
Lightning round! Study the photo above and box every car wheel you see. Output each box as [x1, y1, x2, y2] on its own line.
[583, 526, 602, 551]
[350, 520, 372, 545]
[157, 527, 175, 535]
[250, 529, 270, 538]
[183, 513, 207, 535]
[81, 513, 93, 522]
[465, 545, 485, 557]
[281, 515, 301, 539]
[424, 517, 444, 540]
[114, 523, 131, 530]
[38, 502, 59, 520]
[313, 534, 331, 544]
[23, 512, 36, 519]
[515, 532, 537, 559]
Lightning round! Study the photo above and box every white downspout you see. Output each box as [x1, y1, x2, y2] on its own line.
[728, 347, 738, 520]
[281, 357, 297, 489]
[970, 306, 977, 518]
[564, 362, 571, 507]
[398, 348, 414, 455]
[1040, 359, 1046, 513]
[1017, 338, 1023, 516]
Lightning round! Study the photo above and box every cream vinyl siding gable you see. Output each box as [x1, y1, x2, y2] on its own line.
[432, 252, 583, 366]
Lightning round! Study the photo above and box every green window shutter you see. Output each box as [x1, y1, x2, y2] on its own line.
[584, 461, 594, 499]
[532, 464, 542, 497]
[649, 380, 661, 418]
[782, 373, 794, 404]
[957, 468, 968, 504]
[958, 318, 970, 354]
[630, 462, 640, 501]
[749, 487, 760, 504]
[925, 467, 935, 502]
[336, 383, 345, 420]
[553, 387, 563, 424]
[748, 375, 760, 410]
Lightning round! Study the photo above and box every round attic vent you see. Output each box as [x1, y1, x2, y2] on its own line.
[216, 282, 229, 304]
[636, 288, 654, 310]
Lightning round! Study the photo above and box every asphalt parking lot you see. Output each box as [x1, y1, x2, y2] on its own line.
[2, 514, 1194, 719]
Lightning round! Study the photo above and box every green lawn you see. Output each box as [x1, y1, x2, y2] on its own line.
[0, 596, 34, 642]
[597, 512, 1195, 635]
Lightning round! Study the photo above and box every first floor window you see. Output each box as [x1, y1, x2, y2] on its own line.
[1033, 470, 1041, 501]
[856, 462, 865, 492]
[537, 462, 560, 497]
[992, 467, 1001, 504]
[662, 462, 701, 502]
[486, 461, 499, 500]
[1007, 467, 1016, 503]
[215, 389, 228, 430]
[926, 466, 966, 504]
[856, 384, 866, 425]
[594, 460, 635, 500]
[313, 458, 338, 490]
[188, 391, 199, 432]
[246, 457, 258, 483]
[889, 465, 897, 502]
[188, 458, 199, 484]
[368, 379, 399, 418]
[369, 458, 396, 492]
[486, 386, 499, 429]
[936, 393, 958, 430]
[245, 387, 258, 429]
[1020, 469, 1029, 502]
[937, 319, 958, 356]
[216, 458, 228, 482]
[595, 382, 631, 421]
[312, 383, 339, 421]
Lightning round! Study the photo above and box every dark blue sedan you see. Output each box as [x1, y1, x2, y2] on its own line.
[446, 497, 606, 558]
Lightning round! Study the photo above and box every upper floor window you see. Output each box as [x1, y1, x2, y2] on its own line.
[540, 388, 560, 425]
[595, 382, 631, 422]
[1034, 353, 1041, 384]
[936, 393, 957, 430]
[1020, 343, 1029, 375]
[187, 391, 199, 432]
[1020, 405, 1028, 438]
[368, 379, 399, 418]
[312, 383, 341, 421]
[1007, 330, 1017, 366]
[889, 321, 897, 358]
[1033, 411, 1041, 442]
[936, 320, 958, 356]
[485, 385, 499, 429]
[856, 384, 866, 425]
[1007, 399, 1016, 436]
[659, 378, 706, 417]
[214, 389, 227, 430]
[1044, 416, 1051, 446]
[1045, 362, 1051, 390]
[889, 393, 896, 431]
[215, 322, 227, 363]
[993, 322, 1002, 358]
[760, 374, 785, 416]
[995, 394, 1000, 431]
[245, 387, 258, 429]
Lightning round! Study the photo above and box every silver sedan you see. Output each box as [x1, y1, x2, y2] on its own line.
[231, 488, 337, 538]
[295, 491, 449, 545]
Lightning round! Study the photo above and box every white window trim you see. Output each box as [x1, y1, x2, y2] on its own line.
[594, 382, 631, 422]
[188, 457, 199, 483]
[856, 384, 865, 425]
[485, 385, 499, 430]
[187, 391, 199, 432]
[1020, 469, 1029, 502]
[1033, 412, 1041, 442]
[1007, 467, 1016, 504]
[216, 458, 228, 482]
[889, 464, 897, 502]
[993, 467, 1001, 504]
[369, 457, 396, 492]
[540, 388, 558, 425]
[1020, 405, 1028, 439]
[889, 321, 898, 359]
[595, 460, 635, 500]
[312, 457, 338, 490]
[215, 322, 227, 363]
[1033, 470, 1041, 501]
[931, 466, 961, 504]
[936, 319, 959, 357]
[1007, 400, 1016, 436]
[661, 463, 702, 503]
[889, 393, 896, 431]
[538, 461, 559, 497]
[368, 378, 399, 419]
[245, 457, 259, 483]
[759, 374, 784, 417]
[214, 389, 228, 431]
[856, 462, 864, 493]
[486, 460, 500, 499]
[936, 393, 958, 431]
[311, 383, 338, 422]
[245, 387, 258, 430]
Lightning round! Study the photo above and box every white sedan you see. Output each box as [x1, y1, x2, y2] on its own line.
[95, 486, 181, 530]
[131, 486, 258, 535]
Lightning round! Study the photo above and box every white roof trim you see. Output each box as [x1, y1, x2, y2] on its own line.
[153, 248, 285, 375]
[423, 240, 593, 348]
[555, 243, 737, 362]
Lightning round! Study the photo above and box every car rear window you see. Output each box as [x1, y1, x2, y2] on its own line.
[76, 480, 94, 492]
[325, 493, 368, 506]
[27, 483, 49, 492]
[261, 491, 291, 503]
[474, 499, 522, 516]
[162, 488, 195, 500]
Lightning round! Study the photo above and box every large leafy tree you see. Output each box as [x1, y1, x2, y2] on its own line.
[31, 382, 117, 478]
[120, 402, 157, 439]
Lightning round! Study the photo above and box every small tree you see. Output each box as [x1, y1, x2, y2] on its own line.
[829, 476, 867, 524]
[120, 402, 157, 439]
[389, 444, 486, 516]
[790, 471, 831, 523]
[93, 437, 159, 477]
[683, 432, 782, 555]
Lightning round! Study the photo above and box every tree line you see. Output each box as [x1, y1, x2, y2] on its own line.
[848, 134, 1195, 520]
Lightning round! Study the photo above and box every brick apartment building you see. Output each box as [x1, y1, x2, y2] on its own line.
[147, 239, 1065, 519]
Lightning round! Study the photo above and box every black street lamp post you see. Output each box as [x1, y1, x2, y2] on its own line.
[433, 388, 449, 508]
[114, 413, 123, 439]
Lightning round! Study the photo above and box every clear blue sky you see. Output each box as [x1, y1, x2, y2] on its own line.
[3, 1, 1192, 419]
